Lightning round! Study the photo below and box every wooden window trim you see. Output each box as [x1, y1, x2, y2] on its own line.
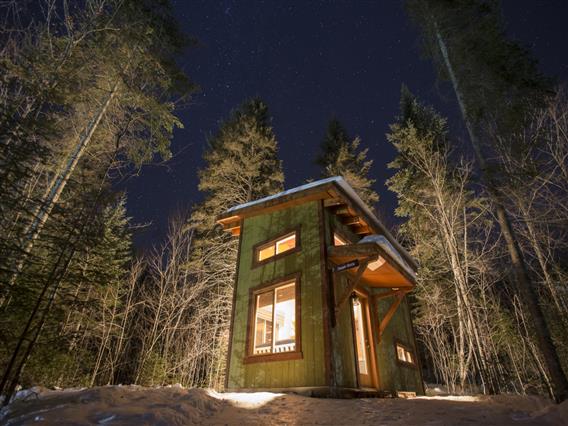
[244, 272, 302, 364]
[251, 226, 301, 268]
[394, 338, 417, 369]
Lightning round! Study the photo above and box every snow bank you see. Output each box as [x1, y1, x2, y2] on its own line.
[1, 385, 565, 425]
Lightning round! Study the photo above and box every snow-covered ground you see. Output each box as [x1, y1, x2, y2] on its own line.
[1, 385, 567, 425]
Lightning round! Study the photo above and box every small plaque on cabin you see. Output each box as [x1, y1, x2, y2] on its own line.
[333, 259, 359, 273]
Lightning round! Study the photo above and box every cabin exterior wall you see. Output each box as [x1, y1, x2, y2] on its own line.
[226, 193, 424, 395]
[326, 210, 423, 394]
[325, 211, 359, 388]
[226, 201, 327, 389]
[373, 291, 423, 393]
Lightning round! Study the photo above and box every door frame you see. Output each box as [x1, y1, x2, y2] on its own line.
[350, 287, 379, 389]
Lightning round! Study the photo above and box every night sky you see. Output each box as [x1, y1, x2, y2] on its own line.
[123, 1, 568, 248]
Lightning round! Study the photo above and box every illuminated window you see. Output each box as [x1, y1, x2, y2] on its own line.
[395, 342, 415, 365]
[252, 280, 297, 355]
[352, 298, 368, 374]
[255, 231, 298, 263]
[333, 232, 348, 246]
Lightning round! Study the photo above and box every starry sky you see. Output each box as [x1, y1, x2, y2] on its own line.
[123, 0, 568, 248]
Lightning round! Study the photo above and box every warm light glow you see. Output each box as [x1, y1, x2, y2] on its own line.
[213, 391, 284, 409]
[333, 233, 348, 246]
[253, 281, 296, 355]
[367, 257, 386, 271]
[276, 234, 296, 254]
[258, 245, 275, 261]
[396, 343, 414, 364]
[352, 298, 368, 375]
[257, 232, 296, 262]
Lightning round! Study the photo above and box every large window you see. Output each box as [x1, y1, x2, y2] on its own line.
[249, 277, 300, 360]
[253, 229, 299, 265]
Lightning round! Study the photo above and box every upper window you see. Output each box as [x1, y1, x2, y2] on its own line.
[395, 341, 416, 366]
[252, 279, 297, 356]
[254, 230, 299, 265]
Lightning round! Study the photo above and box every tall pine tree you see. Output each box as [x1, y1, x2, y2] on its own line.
[317, 118, 379, 207]
[405, 0, 568, 401]
[387, 88, 541, 395]
[188, 99, 284, 388]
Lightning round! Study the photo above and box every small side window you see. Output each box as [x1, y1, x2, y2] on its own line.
[395, 341, 416, 366]
[254, 229, 299, 265]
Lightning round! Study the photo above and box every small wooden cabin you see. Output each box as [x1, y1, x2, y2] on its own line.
[217, 177, 424, 397]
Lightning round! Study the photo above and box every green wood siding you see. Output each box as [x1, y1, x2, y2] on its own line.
[325, 211, 358, 388]
[227, 201, 326, 389]
[328, 210, 422, 394]
[373, 291, 422, 393]
[227, 200, 422, 394]
[331, 277, 357, 388]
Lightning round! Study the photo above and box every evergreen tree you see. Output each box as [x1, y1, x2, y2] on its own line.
[0, 0, 193, 400]
[317, 118, 379, 207]
[188, 99, 284, 388]
[387, 88, 542, 395]
[405, 0, 568, 401]
[0, 0, 194, 292]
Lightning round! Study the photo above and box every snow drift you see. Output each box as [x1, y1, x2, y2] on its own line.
[1, 385, 567, 425]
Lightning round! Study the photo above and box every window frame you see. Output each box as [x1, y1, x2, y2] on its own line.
[394, 338, 417, 369]
[252, 226, 301, 268]
[244, 273, 302, 364]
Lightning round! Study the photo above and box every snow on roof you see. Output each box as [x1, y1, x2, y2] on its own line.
[226, 176, 380, 224]
[225, 176, 418, 271]
[359, 235, 416, 278]
[226, 176, 344, 213]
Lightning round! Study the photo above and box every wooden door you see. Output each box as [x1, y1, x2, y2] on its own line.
[352, 294, 373, 388]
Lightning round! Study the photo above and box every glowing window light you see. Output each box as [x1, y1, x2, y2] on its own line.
[333, 233, 348, 246]
[256, 232, 297, 262]
[352, 298, 368, 374]
[396, 343, 415, 365]
[253, 281, 296, 355]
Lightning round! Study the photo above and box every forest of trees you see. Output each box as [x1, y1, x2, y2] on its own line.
[1, 0, 567, 406]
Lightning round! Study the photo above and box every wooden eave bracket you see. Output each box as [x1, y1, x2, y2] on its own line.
[333, 255, 376, 315]
[375, 290, 408, 341]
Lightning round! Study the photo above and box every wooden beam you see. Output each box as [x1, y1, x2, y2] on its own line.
[351, 224, 371, 235]
[334, 256, 375, 314]
[342, 216, 361, 226]
[323, 198, 344, 208]
[224, 220, 241, 231]
[374, 288, 410, 301]
[378, 292, 405, 340]
[217, 215, 240, 225]
[332, 206, 358, 217]
[328, 243, 377, 258]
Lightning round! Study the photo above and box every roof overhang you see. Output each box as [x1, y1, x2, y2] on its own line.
[327, 242, 416, 288]
[216, 177, 418, 272]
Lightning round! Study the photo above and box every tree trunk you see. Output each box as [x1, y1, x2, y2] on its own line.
[7, 80, 119, 287]
[435, 27, 568, 402]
